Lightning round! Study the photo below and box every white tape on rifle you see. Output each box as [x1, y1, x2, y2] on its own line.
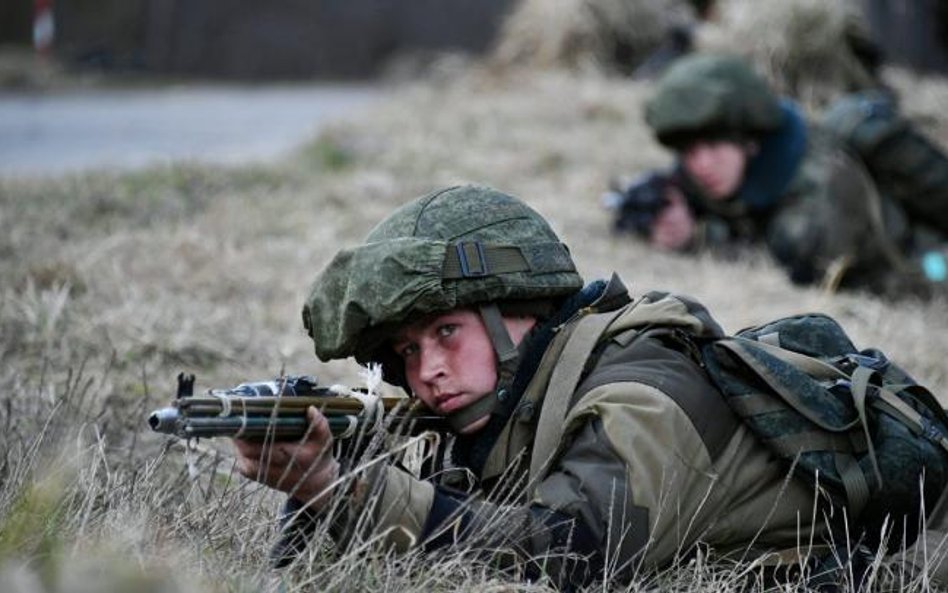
[211, 390, 233, 417]
[337, 415, 359, 439]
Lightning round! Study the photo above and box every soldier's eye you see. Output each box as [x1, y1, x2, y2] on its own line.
[395, 343, 417, 358]
[437, 324, 457, 338]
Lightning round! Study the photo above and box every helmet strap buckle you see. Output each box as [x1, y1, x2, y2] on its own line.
[456, 241, 489, 277]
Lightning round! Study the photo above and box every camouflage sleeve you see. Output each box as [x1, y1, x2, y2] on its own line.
[418, 417, 619, 587]
[319, 462, 435, 552]
[269, 423, 617, 587]
[765, 144, 913, 286]
[271, 454, 603, 588]
[548, 378, 731, 569]
[330, 382, 722, 585]
[414, 395, 709, 586]
[268, 461, 434, 565]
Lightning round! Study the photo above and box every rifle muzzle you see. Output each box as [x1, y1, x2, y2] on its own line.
[148, 407, 179, 434]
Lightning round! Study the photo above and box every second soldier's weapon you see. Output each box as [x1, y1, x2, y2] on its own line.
[148, 373, 444, 441]
[601, 170, 678, 236]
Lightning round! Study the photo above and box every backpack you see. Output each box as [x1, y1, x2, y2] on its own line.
[700, 312, 948, 552]
[530, 289, 948, 556]
[822, 90, 948, 234]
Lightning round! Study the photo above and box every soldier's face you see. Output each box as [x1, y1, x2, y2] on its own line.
[681, 140, 749, 200]
[392, 309, 535, 434]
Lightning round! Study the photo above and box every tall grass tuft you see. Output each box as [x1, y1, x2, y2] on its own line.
[490, 0, 693, 75]
[697, 0, 878, 108]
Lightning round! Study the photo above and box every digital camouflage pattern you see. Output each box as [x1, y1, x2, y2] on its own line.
[822, 90, 948, 237]
[701, 312, 948, 552]
[301, 185, 584, 362]
[761, 128, 915, 287]
[644, 53, 783, 148]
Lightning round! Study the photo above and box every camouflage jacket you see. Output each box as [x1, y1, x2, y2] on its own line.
[680, 101, 920, 290]
[327, 277, 824, 587]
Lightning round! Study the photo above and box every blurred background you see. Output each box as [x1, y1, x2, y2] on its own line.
[0, 0, 945, 82]
[0, 0, 511, 80]
[3, 0, 947, 176]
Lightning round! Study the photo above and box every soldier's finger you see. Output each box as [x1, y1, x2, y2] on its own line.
[232, 438, 262, 457]
[236, 456, 259, 479]
[306, 406, 335, 448]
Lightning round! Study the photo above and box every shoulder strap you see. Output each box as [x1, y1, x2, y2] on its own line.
[528, 307, 628, 482]
[853, 159, 914, 274]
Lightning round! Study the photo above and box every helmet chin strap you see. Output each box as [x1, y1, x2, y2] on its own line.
[445, 303, 521, 432]
[445, 389, 499, 432]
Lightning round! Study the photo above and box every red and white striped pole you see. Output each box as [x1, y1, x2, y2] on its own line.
[33, 0, 55, 58]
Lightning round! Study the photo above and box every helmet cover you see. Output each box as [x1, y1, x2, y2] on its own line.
[645, 54, 783, 148]
[302, 185, 584, 364]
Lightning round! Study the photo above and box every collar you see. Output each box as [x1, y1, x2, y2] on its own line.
[735, 98, 809, 211]
[451, 278, 623, 475]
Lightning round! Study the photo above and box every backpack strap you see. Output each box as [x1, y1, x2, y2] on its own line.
[740, 336, 847, 380]
[716, 337, 948, 520]
[528, 307, 629, 482]
[871, 382, 948, 457]
[715, 339, 857, 431]
[855, 161, 916, 275]
[715, 338, 876, 515]
[850, 366, 884, 486]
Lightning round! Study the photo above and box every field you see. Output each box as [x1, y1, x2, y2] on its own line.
[2, 62, 948, 592]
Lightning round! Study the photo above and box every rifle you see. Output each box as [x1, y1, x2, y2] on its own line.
[601, 170, 679, 236]
[148, 373, 445, 441]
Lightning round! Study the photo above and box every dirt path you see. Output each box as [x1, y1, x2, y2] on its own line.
[0, 83, 383, 177]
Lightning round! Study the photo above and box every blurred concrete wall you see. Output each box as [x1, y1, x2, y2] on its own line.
[142, 0, 513, 78]
[3, 0, 946, 77]
[0, 2, 33, 46]
[54, 0, 147, 69]
[3, 0, 514, 79]
[861, 0, 948, 74]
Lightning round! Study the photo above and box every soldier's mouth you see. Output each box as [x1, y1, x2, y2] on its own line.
[697, 175, 721, 192]
[435, 393, 464, 413]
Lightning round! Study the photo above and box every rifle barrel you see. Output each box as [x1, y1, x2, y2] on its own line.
[148, 394, 444, 441]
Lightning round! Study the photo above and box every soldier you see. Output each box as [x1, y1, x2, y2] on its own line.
[231, 184, 874, 588]
[612, 54, 948, 296]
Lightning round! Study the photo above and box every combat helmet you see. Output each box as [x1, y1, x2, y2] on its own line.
[302, 184, 584, 429]
[644, 54, 783, 148]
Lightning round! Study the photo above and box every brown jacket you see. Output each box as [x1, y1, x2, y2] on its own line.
[352, 278, 825, 580]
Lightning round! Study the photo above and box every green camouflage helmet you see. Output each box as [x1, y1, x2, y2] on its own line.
[644, 54, 783, 148]
[302, 185, 584, 364]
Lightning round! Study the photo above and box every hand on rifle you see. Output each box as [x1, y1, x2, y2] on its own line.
[233, 406, 341, 513]
[649, 187, 695, 251]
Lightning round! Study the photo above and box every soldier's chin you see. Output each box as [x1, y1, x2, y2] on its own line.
[458, 414, 490, 435]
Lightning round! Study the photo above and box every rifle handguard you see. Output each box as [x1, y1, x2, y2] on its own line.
[147, 374, 443, 441]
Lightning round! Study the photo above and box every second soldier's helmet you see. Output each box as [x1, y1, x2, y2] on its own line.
[302, 185, 583, 380]
[644, 54, 783, 149]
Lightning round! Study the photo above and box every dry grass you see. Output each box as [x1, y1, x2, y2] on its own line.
[491, 0, 905, 111]
[490, 0, 693, 75]
[2, 58, 948, 591]
[696, 0, 877, 108]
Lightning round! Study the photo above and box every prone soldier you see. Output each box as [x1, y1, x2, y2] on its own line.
[610, 54, 948, 297]
[232, 185, 948, 588]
